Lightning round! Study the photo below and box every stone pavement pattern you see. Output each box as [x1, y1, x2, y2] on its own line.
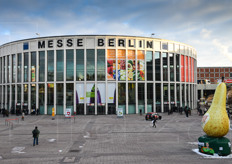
[0, 110, 232, 164]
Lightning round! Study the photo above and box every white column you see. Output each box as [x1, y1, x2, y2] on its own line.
[45, 50, 48, 114]
[64, 49, 66, 115]
[74, 48, 77, 114]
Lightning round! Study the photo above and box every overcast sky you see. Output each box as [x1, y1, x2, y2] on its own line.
[0, 0, 231, 66]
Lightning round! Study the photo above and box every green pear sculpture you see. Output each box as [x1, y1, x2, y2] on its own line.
[201, 82, 230, 137]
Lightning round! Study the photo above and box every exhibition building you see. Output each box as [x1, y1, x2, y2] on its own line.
[0, 35, 197, 115]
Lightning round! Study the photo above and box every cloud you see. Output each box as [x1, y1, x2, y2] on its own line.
[200, 28, 212, 39]
[212, 39, 232, 62]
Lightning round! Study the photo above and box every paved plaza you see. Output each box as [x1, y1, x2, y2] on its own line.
[0, 110, 232, 164]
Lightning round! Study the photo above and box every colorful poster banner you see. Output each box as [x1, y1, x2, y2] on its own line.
[107, 49, 116, 80]
[86, 83, 95, 104]
[65, 108, 71, 118]
[192, 58, 194, 82]
[181, 55, 185, 82]
[137, 50, 145, 80]
[128, 50, 135, 81]
[118, 50, 126, 80]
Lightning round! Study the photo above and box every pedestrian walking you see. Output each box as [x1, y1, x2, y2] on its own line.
[32, 126, 40, 146]
[22, 112, 25, 121]
[152, 116, 157, 128]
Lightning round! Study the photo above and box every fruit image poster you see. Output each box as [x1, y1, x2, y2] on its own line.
[107, 49, 116, 80]
[118, 50, 126, 80]
[128, 50, 135, 81]
[137, 50, 145, 81]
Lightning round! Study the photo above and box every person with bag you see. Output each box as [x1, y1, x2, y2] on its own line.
[32, 126, 40, 146]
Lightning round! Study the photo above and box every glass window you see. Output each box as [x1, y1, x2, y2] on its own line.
[86, 49, 95, 81]
[176, 84, 180, 107]
[47, 83, 54, 114]
[163, 83, 168, 112]
[147, 83, 154, 112]
[162, 53, 168, 81]
[155, 52, 160, 81]
[170, 53, 174, 81]
[56, 83, 64, 114]
[128, 83, 136, 113]
[146, 51, 153, 81]
[137, 50, 145, 81]
[7, 85, 10, 110]
[31, 84, 36, 110]
[31, 52, 36, 82]
[39, 51, 45, 82]
[56, 50, 64, 81]
[66, 83, 74, 114]
[138, 83, 145, 113]
[12, 54, 16, 83]
[170, 84, 175, 103]
[76, 49, 84, 81]
[7, 56, 10, 83]
[0, 58, 1, 83]
[47, 50, 54, 81]
[97, 49, 105, 81]
[66, 50, 74, 81]
[17, 84, 21, 104]
[176, 54, 180, 81]
[23, 84, 28, 104]
[118, 83, 126, 104]
[3, 57, 5, 83]
[156, 83, 161, 112]
[17, 53, 22, 82]
[39, 84, 45, 114]
[12, 85, 15, 109]
[24, 53, 28, 82]
[182, 84, 185, 107]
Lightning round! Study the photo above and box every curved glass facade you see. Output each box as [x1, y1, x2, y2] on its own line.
[0, 35, 197, 115]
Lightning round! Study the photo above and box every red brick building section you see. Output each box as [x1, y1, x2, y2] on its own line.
[197, 67, 232, 84]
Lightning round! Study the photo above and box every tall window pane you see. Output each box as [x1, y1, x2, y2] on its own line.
[39, 51, 45, 82]
[182, 84, 185, 107]
[170, 53, 174, 81]
[66, 50, 74, 81]
[17, 85, 21, 104]
[12, 54, 16, 83]
[97, 49, 105, 81]
[138, 83, 145, 113]
[155, 52, 161, 81]
[3, 57, 5, 83]
[176, 84, 180, 107]
[163, 84, 168, 112]
[31, 52, 36, 82]
[170, 84, 175, 110]
[39, 84, 45, 114]
[7, 56, 10, 83]
[156, 83, 161, 112]
[128, 50, 135, 81]
[23, 84, 28, 105]
[147, 83, 153, 112]
[128, 83, 136, 114]
[47, 50, 54, 81]
[17, 53, 22, 82]
[66, 83, 74, 114]
[87, 49, 95, 81]
[118, 50, 126, 81]
[162, 53, 168, 81]
[47, 83, 54, 114]
[118, 83, 126, 113]
[12, 85, 15, 110]
[57, 50, 64, 81]
[24, 53, 28, 82]
[176, 54, 180, 81]
[76, 49, 84, 81]
[56, 83, 63, 114]
[146, 51, 153, 81]
[7, 85, 10, 110]
[31, 84, 36, 111]
[107, 50, 116, 80]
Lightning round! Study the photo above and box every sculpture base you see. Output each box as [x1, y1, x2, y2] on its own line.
[198, 135, 231, 156]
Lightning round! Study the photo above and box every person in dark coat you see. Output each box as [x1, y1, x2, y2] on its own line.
[32, 126, 40, 146]
[152, 116, 157, 128]
[184, 106, 189, 117]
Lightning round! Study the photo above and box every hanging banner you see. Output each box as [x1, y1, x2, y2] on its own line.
[118, 49, 126, 80]
[181, 55, 185, 82]
[185, 56, 188, 82]
[108, 83, 116, 103]
[192, 58, 194, 82]
[76, 83, 84, 104]
[107, 49, 116, 80]
[86, 83, 95, 105]
[137, 50, 145, 81]
[97, 83, 106, 104]
[128, 50, 135, 81]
